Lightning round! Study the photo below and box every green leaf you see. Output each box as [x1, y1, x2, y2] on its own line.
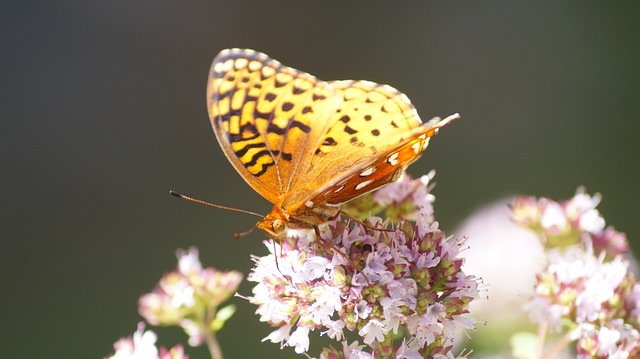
[510, 331, 538, 359]
[210, 304, 237, 332]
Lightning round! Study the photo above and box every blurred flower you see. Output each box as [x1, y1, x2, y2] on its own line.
[246, 173, 479, 358]
[511, 187, 627, 255]
[106, 322, 188, 359]
[513, 189, 640, 358]
[455, 200, 549, 356]
[139, 247, 242, 347]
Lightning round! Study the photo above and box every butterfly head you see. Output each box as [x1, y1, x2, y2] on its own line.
[256, 207, 288, 240]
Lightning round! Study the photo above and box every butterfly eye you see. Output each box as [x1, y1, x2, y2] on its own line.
[272, 219, 285, 233]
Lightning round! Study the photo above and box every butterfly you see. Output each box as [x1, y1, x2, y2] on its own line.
[206, 48, 458, 241]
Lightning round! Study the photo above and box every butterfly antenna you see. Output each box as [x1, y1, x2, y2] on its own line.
[169, 190, 264, 218]
[233, 226, 256, 239]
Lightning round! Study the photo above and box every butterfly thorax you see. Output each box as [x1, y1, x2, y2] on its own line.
[257, 195, 340, 241]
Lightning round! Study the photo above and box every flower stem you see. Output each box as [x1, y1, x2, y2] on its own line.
[203, 308, 224, 359]
[542, 332, 571, 359]
[536, 320, 547, 359]
[205, 331, 224, 359]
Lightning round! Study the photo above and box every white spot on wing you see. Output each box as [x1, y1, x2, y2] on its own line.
[305, 200, 314, 208]
[411, 141, 421, 154]
[334, 185, 345, 193]
[388, 152, 399, 166]
[235, 58, 248, 69]
[360, 167, 376, 177]
[355, 180, 373, 191]
[214, 62, 223, 74]
[249, 60, 262, 71]
[400, 93, 411, 105]
[262, 66, 275, 77]
[423, 138, 431, 150]
[222, 59, 233, 72]
[382, 84, 397, 93]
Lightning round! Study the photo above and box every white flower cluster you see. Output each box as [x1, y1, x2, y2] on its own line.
[514, 189, 640, 357]
[247, 174, 479, 358]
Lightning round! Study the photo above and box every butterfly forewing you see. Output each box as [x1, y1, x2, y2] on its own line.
[207, 49, 336, 204]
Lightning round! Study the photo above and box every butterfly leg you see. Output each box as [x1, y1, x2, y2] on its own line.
[337, 210, 396, 234]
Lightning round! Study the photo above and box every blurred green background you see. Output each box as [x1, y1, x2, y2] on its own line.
[3, 1, 639, 358]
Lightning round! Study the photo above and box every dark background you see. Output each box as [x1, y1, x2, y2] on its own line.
[3, 1, 639, 358]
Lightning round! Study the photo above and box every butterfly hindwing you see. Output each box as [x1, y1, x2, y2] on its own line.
[308, 121, 445, 206]
[287, 80, 434, 208]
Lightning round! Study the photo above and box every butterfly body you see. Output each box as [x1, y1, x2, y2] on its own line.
[207, 48, 458, 241]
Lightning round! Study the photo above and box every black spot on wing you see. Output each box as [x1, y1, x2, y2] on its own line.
[282, 102, 294, 111]
[322, 137, 337, 146]
[280, 152, 292, 161]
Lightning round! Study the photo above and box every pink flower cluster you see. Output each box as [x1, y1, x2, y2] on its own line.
[247, 174, 479, 358]
[138, 248, 243, 346]
[513, 189, 640, 358]
[106, 322, 188, 359]
[512, 187, 627, 254]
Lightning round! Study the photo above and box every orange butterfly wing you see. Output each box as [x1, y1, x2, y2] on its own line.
[207, 49, 457, 230]
[207, 48, 336, 205]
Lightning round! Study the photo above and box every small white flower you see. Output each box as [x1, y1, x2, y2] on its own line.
[287, 326, 310, 353]
[309, 285, 342, 325]
[177, 247, 202, 275]
[579, 208, 605, 233]
[302, 256, 331, 281]
[170, 281, 195, 308]
[359, 319, 386, 345]
[355, 300, 372, 319]
[262, 324, 292, 344]
[396, 340, 422, 359]
[323, 319, 345, 341]
[541, 202, 567, 234]
[340, 340, 374, 359]
[566, 189, 601, 219]
[179, 319, 204, 346]
[108, 323, 159, 359]
[597, 326, 621, 354]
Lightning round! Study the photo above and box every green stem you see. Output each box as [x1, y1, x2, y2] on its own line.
[204, 308, 224, 359]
